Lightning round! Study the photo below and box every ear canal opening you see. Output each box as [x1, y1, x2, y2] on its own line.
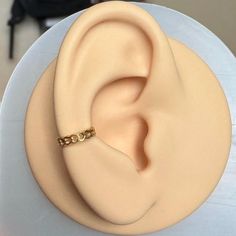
[92, 76, 149, 171]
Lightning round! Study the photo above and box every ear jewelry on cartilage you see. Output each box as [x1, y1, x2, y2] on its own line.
[57, 127, 96, 147]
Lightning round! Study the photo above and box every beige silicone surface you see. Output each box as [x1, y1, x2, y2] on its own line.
[25, 1, 231, 235]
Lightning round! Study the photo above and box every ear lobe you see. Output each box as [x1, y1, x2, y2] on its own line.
[53, 1, 183, 225]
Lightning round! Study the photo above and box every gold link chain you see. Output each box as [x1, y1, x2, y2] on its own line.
[57, 127, 96, 147]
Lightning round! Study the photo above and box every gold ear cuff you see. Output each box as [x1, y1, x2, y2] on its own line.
[57, 127, 96, 147]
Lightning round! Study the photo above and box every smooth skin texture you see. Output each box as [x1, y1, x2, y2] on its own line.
[25, 1, 231, 235]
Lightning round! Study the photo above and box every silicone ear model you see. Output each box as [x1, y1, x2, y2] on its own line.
[25, 1, 231, 234]
[54, 1, 185, 225]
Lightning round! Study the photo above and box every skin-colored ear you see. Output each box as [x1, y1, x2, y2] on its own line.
[54, 1, 184, 225]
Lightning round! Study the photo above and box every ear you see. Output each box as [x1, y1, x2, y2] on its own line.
[54, 1, 184, 225]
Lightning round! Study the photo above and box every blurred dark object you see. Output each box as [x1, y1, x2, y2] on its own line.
[7, 0, 93, 59]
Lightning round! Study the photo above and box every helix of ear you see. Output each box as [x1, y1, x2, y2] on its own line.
[53, 1, 183, 225]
